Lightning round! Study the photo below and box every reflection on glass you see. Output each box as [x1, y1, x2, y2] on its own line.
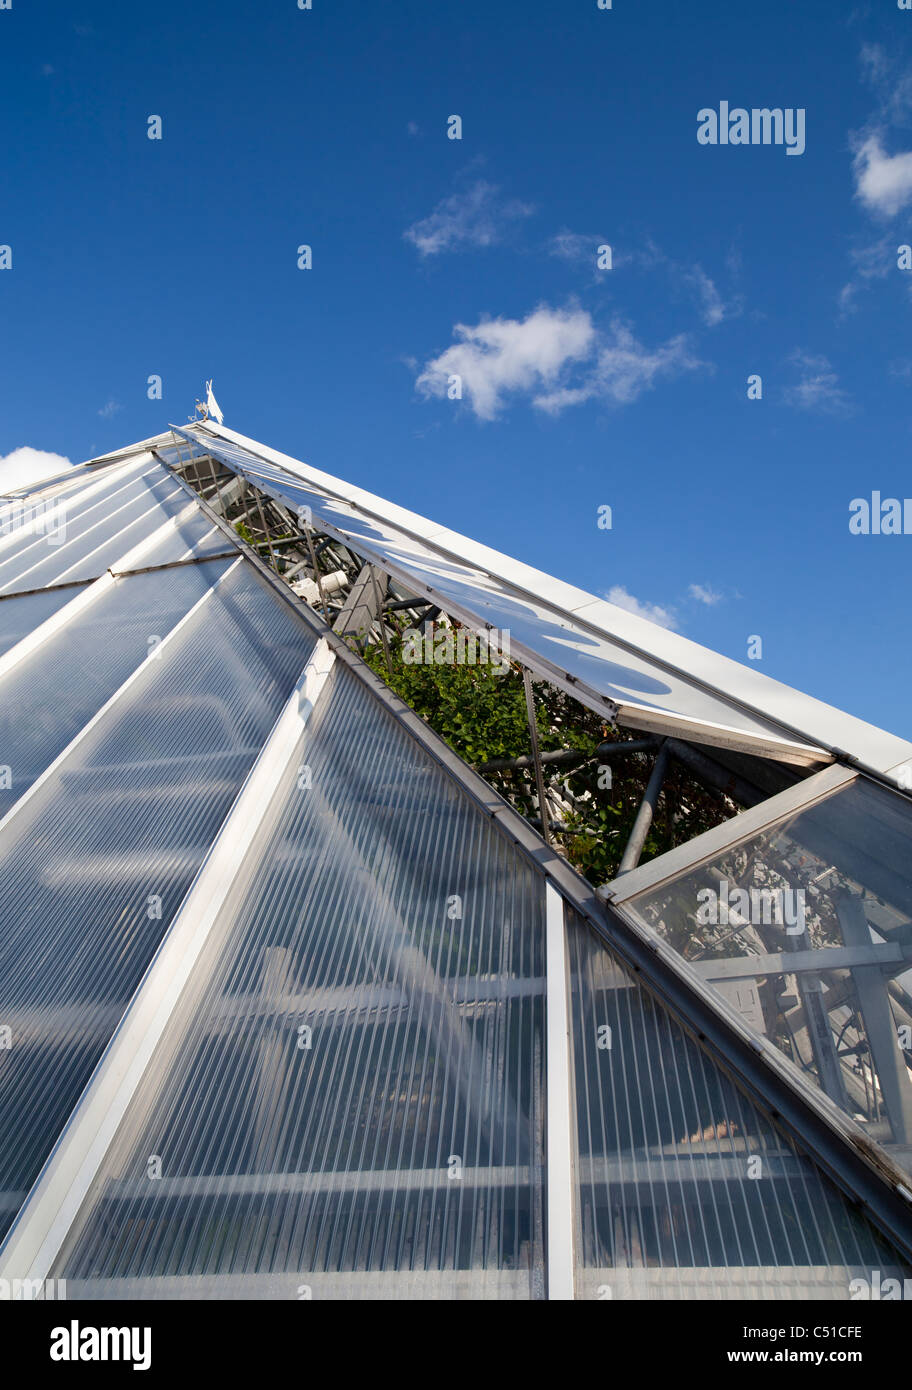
[628, 779, 912, 1165]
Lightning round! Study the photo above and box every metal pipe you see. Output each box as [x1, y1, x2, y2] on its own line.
[383, 597, 435, 614]
[617, 740, 669, 875]
[478, 737, 659, 776]
[522, 667, 550, 845]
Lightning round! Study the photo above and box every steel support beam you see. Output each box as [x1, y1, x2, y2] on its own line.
[617, 740, 669, 875]
[523, 668, 551, 845]
[838, 894, 912, 1145]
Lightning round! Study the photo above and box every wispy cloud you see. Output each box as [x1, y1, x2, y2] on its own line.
[630, 238, 742, 327]
[838, 232, 897, 312]
[415, 309, 703, 420]
[404, 180, 534, 257]
[97, 399, 123, 419]
[0, 447, 73, 493]
[688, 583, 723, 606]
[415, 305, 595, 420]
[682, 266, 729, 326]
[548, 230, 609, 266]
[605, 585, 678, 630]
[535, 320, 704, 414]
[783, 350, 853, 415]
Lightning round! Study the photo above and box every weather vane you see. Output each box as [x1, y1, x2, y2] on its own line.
[191, 380, 224, 425]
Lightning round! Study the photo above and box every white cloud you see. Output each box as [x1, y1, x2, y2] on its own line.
[630, 239, 740, 326]
[548, 231, 608, 265]
[860, 42, 891, 89]
[683, 266, 728, 326]
[605, 585, 677, 630]
[853, 134, 912, 217]
[415, 305, 596, 420]
[783, 351, 853, 415]
[688, 583, 722, 606]
[417, 311, 702, 419]
[535, 321, 703, 414]
[838, 233, 896, 313]
[98, 399, 122, 419]
[404, 180, 534, 257]
[0, 447, 74, 494]
[859, 44, 912, 124]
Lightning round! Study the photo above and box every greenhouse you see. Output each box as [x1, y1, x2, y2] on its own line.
[0, 419, 910, 1300]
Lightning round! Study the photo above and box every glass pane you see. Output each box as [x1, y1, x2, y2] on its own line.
[626, 778, 912, 1168]
[566, 907, 911, 1299]
[0, 559, 235, 818]
[53, 664, 547, 1300]
[0, 460, 194, 593]
[0, 587, 81, 659]
[0, 565, 316, 1242]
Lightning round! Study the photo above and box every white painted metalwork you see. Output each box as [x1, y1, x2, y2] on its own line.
[173, 419, 912, 774]
[545, 884, 576, 1300]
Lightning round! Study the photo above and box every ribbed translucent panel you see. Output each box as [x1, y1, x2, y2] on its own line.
[0, 560, 234, 819]
[133, 510, 229, 568]
[0, 459, 201, 594]
[0, 565, 316, 1242]
[0, 466, 131, 572]
[54, 665, 548, 1300]
[0, 465, 96, 519]
[0, 588, 79, 658]
[565, 909, 910, 1299]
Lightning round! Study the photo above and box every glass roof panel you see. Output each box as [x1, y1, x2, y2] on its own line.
[566, 905, 911, 1298]
[52, 663, 548, 1299]
[0, 558, 235, 819]
[0, 564, 317, 1244]
[0, 587, 83, 660]
[0, 460, 196, 594]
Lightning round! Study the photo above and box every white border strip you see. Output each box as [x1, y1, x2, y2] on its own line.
[0, 638, 336, 1288]
[545, 883, 576, 1300]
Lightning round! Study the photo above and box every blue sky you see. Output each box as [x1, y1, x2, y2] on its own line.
[1, 0, 911, 737]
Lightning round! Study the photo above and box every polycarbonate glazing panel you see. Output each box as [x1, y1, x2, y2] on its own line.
[0, 465, 95, 514]
[0, 564, 316, 1242]
[565, 908, 910, 1300]
[172, 430, 828, 762]
[0, 587, 81, 659]
[0, 458, 150, 591]
[625, 778, 912, 1165]
[0, 560, 234, 819]
[0, 459, 192, 594]
[126, 509, 233, 569]
[0, 464, 133, 569]
[53, 663, 547, 1300]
